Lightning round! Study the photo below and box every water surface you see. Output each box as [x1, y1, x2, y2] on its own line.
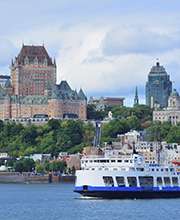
[0, 183, 179, 220]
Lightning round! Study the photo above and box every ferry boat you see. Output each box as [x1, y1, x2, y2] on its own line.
[74, 152, 180, 199]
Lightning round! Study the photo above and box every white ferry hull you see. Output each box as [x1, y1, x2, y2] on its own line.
[75, 153, 180, 199]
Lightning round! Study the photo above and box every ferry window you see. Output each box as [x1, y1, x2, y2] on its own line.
[103, 176, 114, 187]
[164, 177, 170, 187]
[116, 176, 125, 187]
[130, 160, 133, 163]
[121, 168, 126, 171]
[127, 177, 137, 187]
[139, 176, 153, 187]
[136, 168, 144, 171]
[161, 169, 163, 172]
[118, 160, 122, 163]
[82, 160, 84, 163]
[106, 160, 109, 163]
[105, 168, 109, 170]
[98, 168, 102, 170]
[124, 160, 129, 163]
[111, 160, 116, 163]
[157, 177, 162, 187]
[172, 177, 178, 187]
[113, 168, 118, 171]
[152, 169, 154, 171]
[176, 168, 180, 175]
[170, 168, 174, 172]
[85, 160, 88, 163]
[156, 169, 159, 171]
[89, 160, 93, 163]
[94, 160, 97, 163]
[91, 168, 95, 170]
[165, 168, 168, 172]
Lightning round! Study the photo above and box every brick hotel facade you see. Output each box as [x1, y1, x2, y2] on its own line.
[0, 44, 87, 120]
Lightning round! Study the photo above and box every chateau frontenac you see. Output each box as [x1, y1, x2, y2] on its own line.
[0, 44, 87, 120]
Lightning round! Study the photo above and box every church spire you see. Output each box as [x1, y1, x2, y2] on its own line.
[133, 86, 139, 107]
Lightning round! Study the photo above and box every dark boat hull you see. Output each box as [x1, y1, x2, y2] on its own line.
[74, 190, 180, 199]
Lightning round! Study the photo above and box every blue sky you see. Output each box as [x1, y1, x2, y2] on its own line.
[1, 0, 180, 106]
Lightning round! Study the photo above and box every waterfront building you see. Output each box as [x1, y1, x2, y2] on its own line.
[0, 44, 87, 121]
[89, 97, 125, 111]
[153, 89, 180, 125]
[146, 62, 172, 108]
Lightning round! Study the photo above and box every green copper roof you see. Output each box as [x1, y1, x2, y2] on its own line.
[58, 80, 71, 91]
[5, 79, 12, 88]
[149, 62, 166, 75]
[21, 95, 48, 104]
[170, 89, 179, 97]
[99, 97, 104, 104]
[88, 97, 94, 104]
[45, 81, 52, 90]
[78, 88, 87, 100]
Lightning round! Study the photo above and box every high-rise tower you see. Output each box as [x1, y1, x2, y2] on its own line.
[146, 62, 172, 108]
[9, 44, 56, 99]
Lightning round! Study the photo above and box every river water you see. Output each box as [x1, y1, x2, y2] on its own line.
[0, 183, 180, 220]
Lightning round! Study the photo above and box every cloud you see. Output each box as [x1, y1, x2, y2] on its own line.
[0, 39, 18, 66]
[102, 25, 180, 56]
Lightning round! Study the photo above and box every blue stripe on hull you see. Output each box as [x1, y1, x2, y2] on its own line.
[74, 186, 180, 199]
[75, 186, 180, 192]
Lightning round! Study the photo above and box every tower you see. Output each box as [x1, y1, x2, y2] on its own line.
[133, 86, 139, 107]
[9, 44, 56, 99]
[146, 62, 172, 108]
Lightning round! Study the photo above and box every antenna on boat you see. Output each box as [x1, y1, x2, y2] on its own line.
[133, 142, 137, 154]
[103, 142, 108, 158]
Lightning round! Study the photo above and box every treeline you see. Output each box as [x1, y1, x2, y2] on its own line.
[2, 104, 178, 157]
[146, 120, 180, 144]
[0, 119, 95, 158]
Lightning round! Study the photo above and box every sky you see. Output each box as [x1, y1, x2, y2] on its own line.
[1, 0, 180, 106]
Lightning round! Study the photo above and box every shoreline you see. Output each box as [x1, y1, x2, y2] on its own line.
[0, 172, 75, 184]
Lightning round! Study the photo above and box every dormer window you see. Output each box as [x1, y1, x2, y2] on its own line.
[34, 57, 38, 66]
[24, 56, 29, 66]
[43, 58, 48, 66]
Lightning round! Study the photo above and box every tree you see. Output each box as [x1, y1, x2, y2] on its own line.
[71, 165, 75, 174]
[128, 115, 141, 130]
[0, 160, 4, 166]
[36, 164, 44, 174]
[22, 158, 35, 172]
[5, 159, 14, 167]
[13, 161, 25, 173]
[44, 160, 50, 171]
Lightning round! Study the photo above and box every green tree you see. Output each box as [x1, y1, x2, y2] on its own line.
[44, 160, 50, 171]
[36, 164, 44, 174]
[13, 161, 25, 173]
[5, 159, 14, 167]
[128, 115, 141, 130]
[0, 160, 4, 166]
[22, 158, 35, 172]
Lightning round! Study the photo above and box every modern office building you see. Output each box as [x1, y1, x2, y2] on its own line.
[0, 44, 87, 121]
[146, 62, 172, 108]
